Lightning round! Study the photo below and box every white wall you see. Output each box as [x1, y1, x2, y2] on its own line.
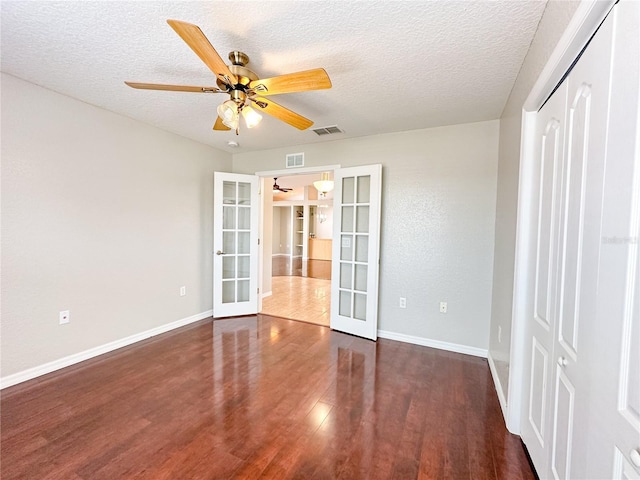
[271, 206, 292, 255]
[234, 120, 499, 352]
[1, 74, 232, 379]
[259, 176, 273, 295]
[489, 0, 581, 394]
[280, 207, 291, 254]
[272, 207, 282, 254]
[314, 206, 333, 239]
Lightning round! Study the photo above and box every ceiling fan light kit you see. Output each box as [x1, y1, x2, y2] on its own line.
[125, 19, 332, 136]
[242, 106, 263, 129]
[217, 99, 239, 129]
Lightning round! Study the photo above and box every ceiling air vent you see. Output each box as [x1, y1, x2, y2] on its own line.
[286, 152, 304, 168]
[312, 125, 343, 136]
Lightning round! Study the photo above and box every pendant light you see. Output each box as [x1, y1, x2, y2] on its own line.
[313, 172, 334, 195]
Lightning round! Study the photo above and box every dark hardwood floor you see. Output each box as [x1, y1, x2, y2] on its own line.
[1, 316, 535, 479]
[272, 256, 331, 280]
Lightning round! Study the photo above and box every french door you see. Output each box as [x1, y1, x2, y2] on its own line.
[212, 172, 259, 317]
[214, 166, 383, 340]
[330, 164, 382, 340]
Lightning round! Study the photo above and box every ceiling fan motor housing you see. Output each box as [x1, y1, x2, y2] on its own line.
[229, 89, 247, 106]
[229, 51, 249, 66]
[216, 51, 259, 91]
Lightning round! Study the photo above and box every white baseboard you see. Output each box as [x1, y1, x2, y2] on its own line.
[377, 330, 488, 358]
[262, 291, 273, 299]
[0, 310, 213, 390]
[488, 352, 508, 420]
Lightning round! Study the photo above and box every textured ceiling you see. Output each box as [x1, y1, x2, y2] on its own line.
[1, 1, 546, 153]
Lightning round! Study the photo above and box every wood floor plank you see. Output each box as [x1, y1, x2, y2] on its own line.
[1, 315, 535, 479]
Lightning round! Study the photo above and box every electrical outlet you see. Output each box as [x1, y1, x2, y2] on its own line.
[498, 326, 502, 343]
[439, 302, 447, 314]
[180, 286, 186, 297]
[399, 297, 406, 308]
[59, 310, 70, 325]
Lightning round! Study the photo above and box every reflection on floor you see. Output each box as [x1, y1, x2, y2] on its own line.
[493, 358, 510, 395]
[1, 315, 536, 479]
[272, 256, 331, 280]
[262, 276, 331, 326]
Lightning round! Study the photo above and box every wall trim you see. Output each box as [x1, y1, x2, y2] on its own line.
[255, 164, 341, 177]
[378, 330, 488, 358]
[488, 352, 509, 420]
[262, 291, 273, 299]
[0, 310, 213, 390]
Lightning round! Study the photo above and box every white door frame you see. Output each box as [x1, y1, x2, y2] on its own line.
[254, 164, 341, 307]
[506, 0, 615, 434]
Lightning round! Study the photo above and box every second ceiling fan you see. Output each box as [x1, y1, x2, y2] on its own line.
[125, 20, 332, 134]
[272, 178, 292, 193]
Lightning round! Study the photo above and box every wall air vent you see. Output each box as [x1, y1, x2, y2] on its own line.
[312, 125, 343, 136]
[286, 152, 304, 168]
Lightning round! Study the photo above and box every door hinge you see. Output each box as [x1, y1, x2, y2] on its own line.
[258, 238, 260, 245]
[257, 288, 260, 294]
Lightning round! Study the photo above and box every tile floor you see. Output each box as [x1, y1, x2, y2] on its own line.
[261, 276, 331, 326]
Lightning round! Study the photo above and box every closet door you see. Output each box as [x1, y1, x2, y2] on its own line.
[520, 81, 568, 476]
[551, 7, 615, 478]
[521, 5, 617, 478]
[593, 1, 640, 478]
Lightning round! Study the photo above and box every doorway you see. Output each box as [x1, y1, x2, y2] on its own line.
[260, 172, 334, 326]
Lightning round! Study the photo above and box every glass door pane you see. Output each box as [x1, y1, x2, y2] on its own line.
[221, 181, 252, 304]
[338, 175, 372, 322]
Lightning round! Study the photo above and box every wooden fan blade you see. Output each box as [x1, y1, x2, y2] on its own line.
[252, 96, 313, 130]
[125, 81, 222, 93]
[249, 68, 331, 96]
[213, 116, 231, 131]
[167, 19, 238, 85]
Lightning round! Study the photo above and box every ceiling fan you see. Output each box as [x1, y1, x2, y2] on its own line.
[125, 20, 332, 135]
[272, 178, 292, 193]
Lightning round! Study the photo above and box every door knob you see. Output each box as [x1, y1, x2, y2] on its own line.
[216, 250, 226, 256]
[630, 448, 640, 467]
[557, 356, 568, 367]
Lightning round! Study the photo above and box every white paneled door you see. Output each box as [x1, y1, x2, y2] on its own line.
[213, 172, 259, 318]
[599, 1, 640, 478]
[521, 80, 568, 476]
[330, 164, 382, 340]
[522, 2, 640, 478]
